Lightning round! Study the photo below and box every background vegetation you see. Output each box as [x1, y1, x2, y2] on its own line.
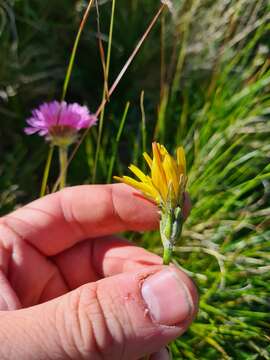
[0, 0, 269, 358]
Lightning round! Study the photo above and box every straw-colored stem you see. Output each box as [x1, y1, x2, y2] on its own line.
[52, 4, 166, 192]
[92, 0, 116, 183]
[40, 146, 54, 197]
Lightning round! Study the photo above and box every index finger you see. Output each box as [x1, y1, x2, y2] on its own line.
[1, 184, 159, 256]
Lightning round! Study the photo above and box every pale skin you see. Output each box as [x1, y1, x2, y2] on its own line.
[0, 184, 198, 360]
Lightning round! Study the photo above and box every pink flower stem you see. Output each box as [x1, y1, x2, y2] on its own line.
[40, 146, 54, 197]
[59, 146, 68, 189]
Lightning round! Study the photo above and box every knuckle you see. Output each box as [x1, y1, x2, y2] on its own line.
[58, 188, 86, 239]
[64, 283, 127, 359]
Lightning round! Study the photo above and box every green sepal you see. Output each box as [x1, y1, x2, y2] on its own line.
[160, 205, 183, 264]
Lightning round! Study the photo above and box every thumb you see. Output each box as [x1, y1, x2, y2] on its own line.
[0, 266, 198, 360]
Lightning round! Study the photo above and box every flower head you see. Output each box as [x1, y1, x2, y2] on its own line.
[114, 142, 187, 209]
[25, 101, 97, 146]
[114, 142, 187, 264]
[161, 0, 174, 13]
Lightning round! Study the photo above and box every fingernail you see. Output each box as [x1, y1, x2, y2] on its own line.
[150, 347, 170, 360]
[141, 268, 193, 326]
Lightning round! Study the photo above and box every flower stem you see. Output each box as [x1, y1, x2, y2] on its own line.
[61, 0, 94, 101]
[40, 146, 54, 197]
[52, 4, 166, 191]
[160, 206, 183, 265]
[92, 0, 116, 183]
[163, 247, 173, 265]
[59, 146, 68, 189]
[106, 101, 130, 183]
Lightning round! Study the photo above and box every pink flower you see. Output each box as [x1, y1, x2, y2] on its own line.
[25, 101, 97, 145]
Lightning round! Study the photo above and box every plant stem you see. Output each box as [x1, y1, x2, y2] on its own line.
[107, 102, 130, 183]
[40, 0, 93, 197]
[59, 146, 68, 189]
[140, 91, 147, 154]
[160, 11, 166, 100]
[52, 4, 166, 192]
[40, 146, 54, 197]
[163, 247, 173, 265]
[92, 0, 116, 183]
[61, 0, 94, 101]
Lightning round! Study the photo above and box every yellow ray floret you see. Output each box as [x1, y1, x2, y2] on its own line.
[114, 142, 187, 207]
[143, 152, 153, 168]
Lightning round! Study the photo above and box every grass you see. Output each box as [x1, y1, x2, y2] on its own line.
[0, 0, 270, 358]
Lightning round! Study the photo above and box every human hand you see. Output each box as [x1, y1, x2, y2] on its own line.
[0, 184, 198, 360]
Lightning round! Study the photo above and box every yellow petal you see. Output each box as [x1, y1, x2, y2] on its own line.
[115, 176, 145, 191]
[114, 176, 160, 202]
[129, 164, 148, 182]
[128, 165, 154, 191]
[177, 146, 186, 175]
[114, 143, 187, 208]
[177, 174, 187, 198]
[159, 144, 169, 158]
[163, 154, 179, 198]
[143, 152, 153, 168]
[145, 182, 162, 202]
[151, 142, 168, 202]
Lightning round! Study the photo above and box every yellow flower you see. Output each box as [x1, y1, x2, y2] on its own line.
[114, 142, 187, 265]
[114, 142, 187, 209]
